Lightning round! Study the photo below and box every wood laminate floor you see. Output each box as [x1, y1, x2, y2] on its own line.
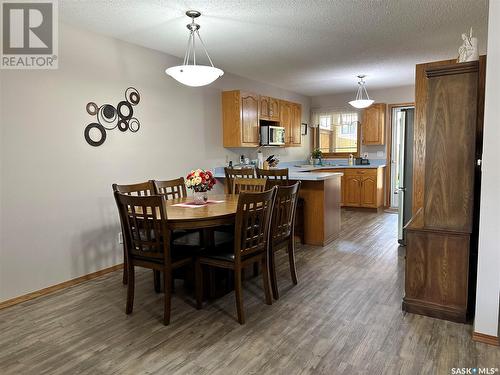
[0, 210, 498, 375]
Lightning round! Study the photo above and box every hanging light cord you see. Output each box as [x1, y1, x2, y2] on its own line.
[182, 17, 216, 67]
[355, 77, 371, 101]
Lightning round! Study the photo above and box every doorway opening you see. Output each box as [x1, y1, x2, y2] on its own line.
[387, 104, 415, 209]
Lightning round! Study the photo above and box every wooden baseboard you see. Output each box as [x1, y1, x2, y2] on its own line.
[0, 264, 123, 310]
[472, 332, 500, 346]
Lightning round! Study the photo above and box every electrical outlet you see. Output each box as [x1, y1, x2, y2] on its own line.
[376, 151, 384, 157]
[118, 232, 123, 244]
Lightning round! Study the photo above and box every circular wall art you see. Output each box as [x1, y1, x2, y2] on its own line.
[84, 87, 141, 147]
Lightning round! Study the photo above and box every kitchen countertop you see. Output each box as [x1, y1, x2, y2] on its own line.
[213, 161, 385, 182]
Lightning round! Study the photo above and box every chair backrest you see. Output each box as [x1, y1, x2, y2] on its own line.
[112, 181, 155, 196]
[234, 188, 277, 260]
[233, 177, 267, 195]
[256, 168, 289, 188]
[224, 167, 255, 194]
[114, 192, 171, 263]
[271, 182, 301, 245]
[153, 178, 187, 200]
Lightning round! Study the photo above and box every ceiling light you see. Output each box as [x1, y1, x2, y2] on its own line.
[349, 75, 374, 109]
[165, 10, 224, 87]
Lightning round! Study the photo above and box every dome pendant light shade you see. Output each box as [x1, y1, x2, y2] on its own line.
[166, 10, 224, 87]
[349, 75, 374, 109]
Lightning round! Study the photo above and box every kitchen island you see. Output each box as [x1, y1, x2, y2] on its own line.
[214, 166, 343, 246]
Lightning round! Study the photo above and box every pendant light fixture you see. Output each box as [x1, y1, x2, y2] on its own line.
[348, 75, 374, 109]
[165, 10, 224, 87]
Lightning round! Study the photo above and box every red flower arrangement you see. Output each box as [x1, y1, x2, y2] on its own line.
[186, 169, 216, 192]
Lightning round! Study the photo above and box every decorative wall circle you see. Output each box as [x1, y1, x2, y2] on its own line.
[84, 87, 140, 146]
[128, 118, 140, 133]
[125, 87, 140, 105]
[86, 102, 98, 115]
[117, 101, 133, 120]
[117, 119, 129, 132]
[84, 123, 107, 147]
[97, 104, 118, 130]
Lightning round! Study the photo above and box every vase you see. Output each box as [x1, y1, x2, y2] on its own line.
[193, 191, 208, 205]
[313, 158, 321, 166]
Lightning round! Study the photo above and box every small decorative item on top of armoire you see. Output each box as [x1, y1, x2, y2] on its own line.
[457, 27, 479, 63]
[84, 87, 141, 147]
[186, 169, 216, 204]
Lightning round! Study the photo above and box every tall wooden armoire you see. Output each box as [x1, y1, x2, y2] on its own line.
[403, 58, 486, 323]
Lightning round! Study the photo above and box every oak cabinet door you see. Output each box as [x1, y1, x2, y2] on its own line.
[362, 103, 386, 145]
[360, 176, 377, 207]
[280, 100, 292, 145]
[344, 175, 361, 206]
[259, 96, 270, 120]
[241, 93, 259, 144]
[269, 98, 280, 122]
[290, 103, 302, 146]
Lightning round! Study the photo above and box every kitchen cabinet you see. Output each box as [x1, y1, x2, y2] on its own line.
[222, 90, 260, 147]
[260, 96, 280, 122]
[362, 103, 386, 145]
[222, 90, 301, 148]
[280, 100, 302, 146]
[342, 168, 384, 208]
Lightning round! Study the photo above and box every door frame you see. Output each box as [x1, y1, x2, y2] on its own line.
[386, 102, 415, 208]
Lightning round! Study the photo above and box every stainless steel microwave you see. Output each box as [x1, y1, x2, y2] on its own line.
[260, 126, 285, 146]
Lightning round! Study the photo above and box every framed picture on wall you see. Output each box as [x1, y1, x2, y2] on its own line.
[301, 123, 308, 136]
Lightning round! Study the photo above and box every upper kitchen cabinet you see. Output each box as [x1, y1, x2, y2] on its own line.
[222, 90, 260, 147]
[280, 100, 302, 146]
[259, 96, 280, 122]
[362, 103, 386, 145]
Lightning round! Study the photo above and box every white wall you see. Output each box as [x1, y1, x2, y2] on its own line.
[310, 85, 415, 160]
[474, 0, 500, 339]
[0, 23, 310, 302]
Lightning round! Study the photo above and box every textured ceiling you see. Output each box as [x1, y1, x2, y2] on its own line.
[60, 0, 489, 96]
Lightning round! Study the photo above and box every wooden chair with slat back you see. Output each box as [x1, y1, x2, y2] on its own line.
[232, 177, 267, 194]
[224, 167, 255, 194]
[115, 192, 197, 325]
[195, 187, 277, 324]
[112, 181, 156, 286]
[256, 168, 289, 189]
[153, 177, 187, 200]
[153, 177, 201, 248]
[269, 182, 301, 300]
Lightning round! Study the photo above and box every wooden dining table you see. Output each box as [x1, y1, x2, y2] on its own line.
[165, 194, 239, 230]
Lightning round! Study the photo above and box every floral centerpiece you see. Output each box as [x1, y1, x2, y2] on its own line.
[186, 169, 216, 204]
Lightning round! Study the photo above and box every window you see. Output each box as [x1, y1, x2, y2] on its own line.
[314, 111, 360, 157]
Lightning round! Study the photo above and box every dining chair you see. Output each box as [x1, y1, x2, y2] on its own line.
[224, 167, 255, 194]
[256, 168, 304, 244]
[195, 187, 277, 324]
[269, 182, 301, 300]
[232, 177, 268, 194]
[256, 168, 289, 188]
[153, 178, 187, 200]
[115, 192, 197, 325]
[112, 181, 155, 285]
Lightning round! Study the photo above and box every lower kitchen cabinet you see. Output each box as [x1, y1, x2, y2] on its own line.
[342, 168, 384, 208]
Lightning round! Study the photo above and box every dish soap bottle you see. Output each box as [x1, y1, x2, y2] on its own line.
[349, 154, 354, 166]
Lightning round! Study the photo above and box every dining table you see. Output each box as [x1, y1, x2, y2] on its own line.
[165, 194, 239, 231]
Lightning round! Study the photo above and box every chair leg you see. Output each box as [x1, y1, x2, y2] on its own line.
[269, 248, 279, 300]
[163, 267, 172, 326]
[234, 267, 245, 324]
[195, 260, 203, 310]
[122, 247, 128, 285]
[125, 263, 135, 314]
[288, 239, 298, 285]
[153, 270, 161, 293]
[261, 255, 273, 305]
